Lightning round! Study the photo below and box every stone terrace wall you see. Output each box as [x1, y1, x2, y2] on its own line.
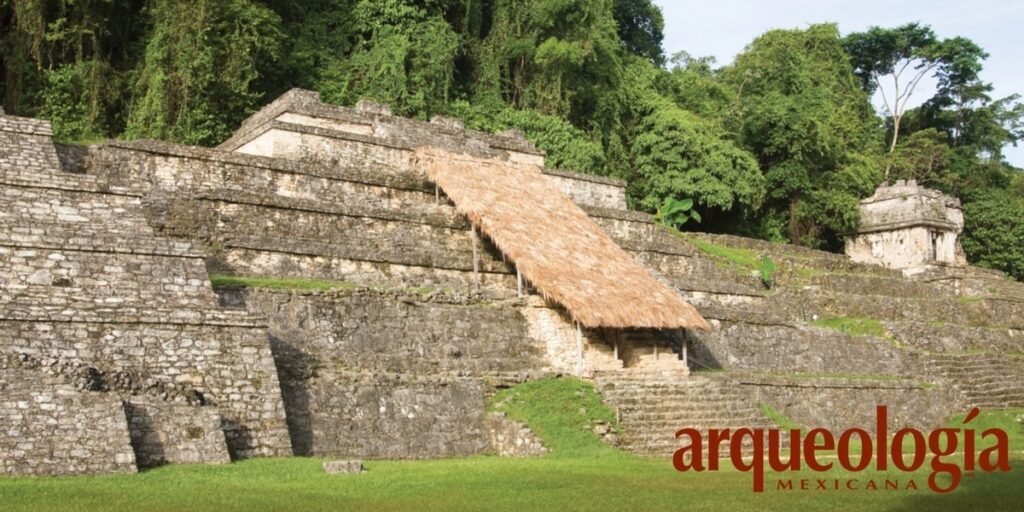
[300, 371, 491, 458]
[221, 287, 549, 457]
[0, 319, 290, 460]
[82, 141, 726, 300]
[231, 288, 546, 375]
[88, 141, 520, 295]
[218, 88, 627, 210]
[0, 367, 136, 476]
[544, 169, 627, 211]
[740, 375, 957, 433]
[689, 321, 914, 376]
[0, 113, 292, 473]
[124, 397, 230, 468]
[0, 114, 63, 182]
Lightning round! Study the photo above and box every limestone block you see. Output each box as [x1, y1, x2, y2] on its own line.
[323, 459, 363, 474]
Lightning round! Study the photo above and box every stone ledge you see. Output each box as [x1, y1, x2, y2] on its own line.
[0, 309, 266, 328]
[107, 139, 437, 193]
[735, 374, 929, 390]
[0, 241, 204, 260]
[543, 167, 625, 187]
[0, 114, 54, 136]
[582, 205, 656, 223]
[219, 87, 542, 158]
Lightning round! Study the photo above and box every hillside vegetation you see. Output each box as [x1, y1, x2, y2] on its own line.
[1, 1, 1022, 277]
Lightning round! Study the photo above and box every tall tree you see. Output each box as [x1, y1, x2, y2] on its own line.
[612, 0, 665, 65]
[0, 0, 147, 138]
[316, 0, 460, 117]
[723, 24, 883, 248]
[843, 23, 988, 161]
[124, 0, 283, 145]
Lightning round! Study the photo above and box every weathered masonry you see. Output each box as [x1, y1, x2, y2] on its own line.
[2, 90, 1023, 475]
[0, 111, 291, 475]
[846, 180, 967, 273]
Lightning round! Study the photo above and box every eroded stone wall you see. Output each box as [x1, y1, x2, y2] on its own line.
[218, 88, 626, 210]
[124, 397, 230, 468]
[741, 375, 957, 433]
[221, 287, 551, 457]
[0, 367, 136, 476]
[689, 320, 912, 375]
[0, 112, 292, 474]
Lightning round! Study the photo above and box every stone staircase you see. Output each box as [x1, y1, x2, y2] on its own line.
[594, 371, 783, 457]
[916, 265, 1024, 302]
[964, 271, 1024, 302]
[925, 353, 1024, 409]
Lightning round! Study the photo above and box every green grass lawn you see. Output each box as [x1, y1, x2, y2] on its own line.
[1, 378, 1022, 512]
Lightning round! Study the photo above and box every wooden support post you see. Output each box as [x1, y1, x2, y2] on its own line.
[516, 268, 523, 298]
[470, 225, 480, 289]
[680, 329, 690, 377]
[435, 185, 440, 205]
[654, 341, 658, 360]
[577, 321, 585, 378]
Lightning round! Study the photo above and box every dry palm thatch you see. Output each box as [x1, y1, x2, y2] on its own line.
[415, 147, 709, 330]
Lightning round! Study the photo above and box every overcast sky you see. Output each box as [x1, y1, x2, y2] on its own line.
[654, 0, 1024, 167]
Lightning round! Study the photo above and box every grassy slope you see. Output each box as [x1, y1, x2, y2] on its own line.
[0, 378, 1022, 512]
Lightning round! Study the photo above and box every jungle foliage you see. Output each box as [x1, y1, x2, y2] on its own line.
[1, 2, 1021, 277]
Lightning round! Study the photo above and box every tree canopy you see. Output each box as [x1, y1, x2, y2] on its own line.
[1, 2, 1021, 278]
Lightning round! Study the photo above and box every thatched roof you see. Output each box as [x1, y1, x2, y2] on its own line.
[415, 147, 709, 330]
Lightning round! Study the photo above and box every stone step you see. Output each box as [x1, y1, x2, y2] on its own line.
[925, 361, 1016, 370]
[601, 389, 747, 399]
[946, 379, 1024, 390]
[961, 390, 1024, 401]
[621, 409, 764, 420]
[956, 392, 1024, 403]
[925, 357, 1012, 365]
[602, 399, 749, 411]
[596, 380, 719, 390]
[957, 380, 1024, 390]
[622, 434, 776, 447]
[616, 402, 760, 415]
[622, 419, 768, 431]
[620, 406, 762, 419]
[599, 389, 744, 400]
[596, 371, 784, 459]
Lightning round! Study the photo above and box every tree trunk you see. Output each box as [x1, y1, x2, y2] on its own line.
[888, 115, 902, 154]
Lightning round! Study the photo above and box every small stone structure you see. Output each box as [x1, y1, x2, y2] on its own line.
[845, 180, 967, 272]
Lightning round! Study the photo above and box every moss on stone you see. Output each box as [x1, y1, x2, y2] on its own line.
[208, 275, 444, 297]
[759, 403, 803, 431]
[209, 275, 361, 291]
[487, 377, 621, 457]
[809, 316, 888, 338]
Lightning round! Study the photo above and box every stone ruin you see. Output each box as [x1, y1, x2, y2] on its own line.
[2, 89, 1023, 475]
[846, 180, 967, 273]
